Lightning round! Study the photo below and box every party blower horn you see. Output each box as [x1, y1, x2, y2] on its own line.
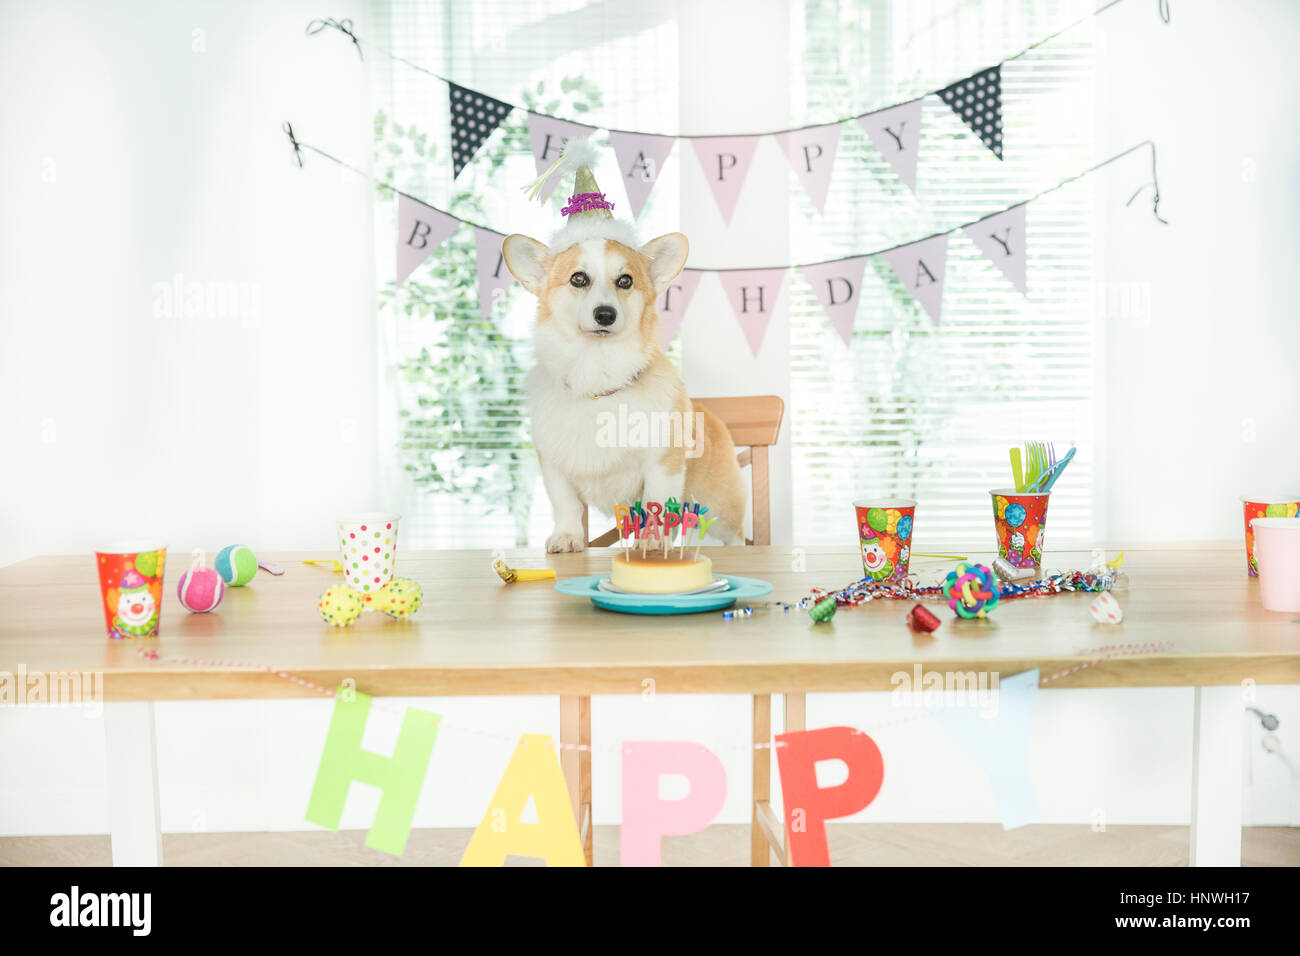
[493, 559, 556, 585]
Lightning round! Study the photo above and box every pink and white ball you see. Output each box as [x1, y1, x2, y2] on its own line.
[177, 566, 225, 613]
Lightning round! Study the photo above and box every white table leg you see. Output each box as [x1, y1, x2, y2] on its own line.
[1189, 686, 1243, 867]
[104, 701, 163, 866]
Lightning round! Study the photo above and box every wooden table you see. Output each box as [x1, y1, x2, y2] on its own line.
[2, 547, 1296, 867]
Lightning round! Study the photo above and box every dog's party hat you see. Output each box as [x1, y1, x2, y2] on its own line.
[525, 136, 641, 253]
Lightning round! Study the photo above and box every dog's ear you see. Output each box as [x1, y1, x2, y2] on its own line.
[640, 233, 689, 294]
[501, 234, 551, 296]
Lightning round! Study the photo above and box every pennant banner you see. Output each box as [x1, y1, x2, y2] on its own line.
[801, 257, 869, 346]
[691, 136, 761, 226]
[774, 121, 842, 213]
[963, 203, 1027, 294]
[610, 130, 677, 220]
[474, 227, 516, 318]
[930, 668, 1039, 830]
[717, 267, 786, 357]
[938, 64, 1003, 160]
[449, 82, 513, 178]
[396, 194, 459, 286]
[528, 112, 599, 197]
[656, 268, 705, 349]
[857, 98, 924, 193]
[882, 233, 949, 327]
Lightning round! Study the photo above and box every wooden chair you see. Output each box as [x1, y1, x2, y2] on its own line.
[562, 395, 795, 866]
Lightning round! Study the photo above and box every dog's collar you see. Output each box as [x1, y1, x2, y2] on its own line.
[567, 366, 645, 400]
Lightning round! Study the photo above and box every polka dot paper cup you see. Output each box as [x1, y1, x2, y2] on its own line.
[338, 512, 400, 599]
[991, 489, 1049, 570]
[853, 498, 916, 584]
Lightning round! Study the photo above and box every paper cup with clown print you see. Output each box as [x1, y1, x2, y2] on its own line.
[991, 489, 1049, 570]
[853, 498, 916, 583]
[338, 513, 400, 602]
[1240, 495, 1300, 576]
[94, 541, 166, 639]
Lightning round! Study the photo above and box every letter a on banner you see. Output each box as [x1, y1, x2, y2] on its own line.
[717, 268, 787, 357]
[775, 726, 884, 867]
[475, 227, 517, 319]
[881, 233, 949, 327]
[610, 130, 677, 220]
[305, 687, 441, 856]
[801, 256, 869, 346]
[621, 741, 727, 866]
[773, 121, 842, 213]
[930, 669, 1040, 830]
[690, 136, 761, 226]
[460, 734, 586, 867]
[962, 203, 1027, 294]
[397, 195, 458, 286]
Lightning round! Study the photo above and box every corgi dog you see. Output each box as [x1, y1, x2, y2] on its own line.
[502, 230, 747, 552]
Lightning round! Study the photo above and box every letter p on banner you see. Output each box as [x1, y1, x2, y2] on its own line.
[304, 687, 441, 856]
[620, 741, 727, 866]
[775, 726, 884, 866]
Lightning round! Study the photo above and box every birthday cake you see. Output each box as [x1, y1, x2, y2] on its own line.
[610, 499, 717, 594]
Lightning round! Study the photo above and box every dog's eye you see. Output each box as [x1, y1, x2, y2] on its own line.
[616, 274, 633, 289]
[569, 272, 589, 288]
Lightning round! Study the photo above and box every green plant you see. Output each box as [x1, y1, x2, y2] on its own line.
[374, 77, 605, 545]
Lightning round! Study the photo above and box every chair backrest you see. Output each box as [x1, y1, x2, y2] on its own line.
[583, 394, 784, 547]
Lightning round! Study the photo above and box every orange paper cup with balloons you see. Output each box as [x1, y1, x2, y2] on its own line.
[1241, 495, 1300, 576]
[991, 489, 1049, 570]
[854, 498, 916, 583]
[94, 541, 167, 639]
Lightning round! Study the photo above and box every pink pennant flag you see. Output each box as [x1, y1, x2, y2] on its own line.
[655, 268, 704, 349]
[474, 228, 516, 319]
[881, 233, 949, 327]
[396, 195, 459, 286]
[717, 268, 786, 357]
[774, 122, 842, 213]
[620, 741, 727, 867]
[857, 98, 924, 192]
[690, 136, 761, 226]
[609, 131, 677, 220]
[963, 203, 1027, 294]
[800, 257, 869, 346]
[527, 113, 598, 197]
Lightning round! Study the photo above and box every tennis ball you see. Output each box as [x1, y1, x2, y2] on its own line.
[215, 544, 258, 586]
[177, 567, 225, 613]
[319, 585, 364, 628]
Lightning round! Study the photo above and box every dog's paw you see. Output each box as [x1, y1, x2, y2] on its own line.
[546, 531, 586, 553]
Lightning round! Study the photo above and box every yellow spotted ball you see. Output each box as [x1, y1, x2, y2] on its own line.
[376, 577, 422, 619]
[318, 585, 364, 627]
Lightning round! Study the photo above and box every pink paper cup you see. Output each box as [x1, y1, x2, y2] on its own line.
[1253, 518, 1300, 612]
[1241, 496, 1300, 576]
[853, 498, 916, 583]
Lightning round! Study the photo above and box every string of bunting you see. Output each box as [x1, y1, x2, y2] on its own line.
[285, 124, 1165, 353]
[306, 0, 1169, 224]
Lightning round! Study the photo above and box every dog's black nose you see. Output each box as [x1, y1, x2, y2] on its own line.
[593, 306, 617, 327]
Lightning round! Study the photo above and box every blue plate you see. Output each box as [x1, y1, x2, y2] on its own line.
[555, 574, 774, 615]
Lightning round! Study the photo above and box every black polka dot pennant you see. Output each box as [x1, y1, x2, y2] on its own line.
[937, 65, 1003, 160]
[449, 83, 513, 178]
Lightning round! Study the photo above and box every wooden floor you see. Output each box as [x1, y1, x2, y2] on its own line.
[3, 825, 1298, 866]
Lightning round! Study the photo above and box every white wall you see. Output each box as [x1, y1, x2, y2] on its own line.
[0, 0, 377, 568]
[3, 0, 1299, 847]
[1094, 0, 1300, 543]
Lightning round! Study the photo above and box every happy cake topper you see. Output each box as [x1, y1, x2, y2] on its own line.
[614, 500, 713, 559]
